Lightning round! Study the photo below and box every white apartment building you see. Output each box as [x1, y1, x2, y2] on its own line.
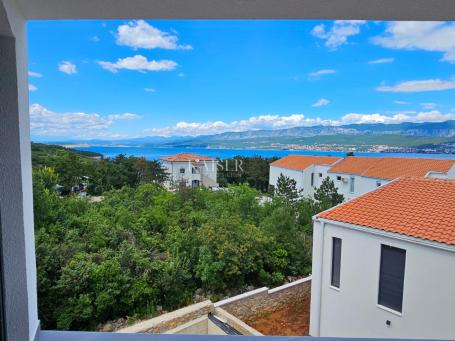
[269, 156, 342, 198]
[270, 155, 455, 202]
[161, 153, 218, 189]
[327, 156, 455, 201]
[310, 177, 455, 340]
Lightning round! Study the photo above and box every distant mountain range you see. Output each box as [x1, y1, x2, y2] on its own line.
[176, 120, 455, 142]
[48, 120, 455, 153]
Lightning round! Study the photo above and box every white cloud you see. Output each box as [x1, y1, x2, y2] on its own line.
[29, 84, 38, 92]
[177, 72, 185, 77]
[340, 111, 455, 125]
[311, 20, 366, 49]
[107, 113, 141, 120]
[377, 78, 455, 92]
[393, 100, 410, 105]
[420, 102, 437, 110]
[368, 58, 394, 64]
[116, 20, 192, 50]
[58, 61, 77, 75]
[90, 35, 100, 42]
[372, 21, 455, 63]
[145, 113, 338, 137]
[30, 104, 140, 138]
[308, 69, 336, 78]
[145, 109, 455, 137]
[144, 88, 156, 93]
[312, 98, 330, 107]
[28, 71, 42, 78]
[98, 55, 177, 73]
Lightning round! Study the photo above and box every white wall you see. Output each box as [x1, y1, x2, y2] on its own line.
[1, 1, 39, 340]
[162, 160, 217, 188]
[328, 173, 390, 202]
[310, 220, 455, 340]
[269, 164, 334, 199]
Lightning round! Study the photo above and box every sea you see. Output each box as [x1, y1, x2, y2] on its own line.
[76, 146, 455, 160]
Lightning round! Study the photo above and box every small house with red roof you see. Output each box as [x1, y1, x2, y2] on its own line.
[310, 177, 455, 339]
[160, 153, 218, 189]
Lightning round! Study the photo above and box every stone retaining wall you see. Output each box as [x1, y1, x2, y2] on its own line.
[215, 276, 311, 322]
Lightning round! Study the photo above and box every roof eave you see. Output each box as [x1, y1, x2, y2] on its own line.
[315, 217, 455, 253]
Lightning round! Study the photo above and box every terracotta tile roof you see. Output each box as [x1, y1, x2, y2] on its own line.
[318, 177, 455, 246]
[160, 153, 216, 162]
[329, 156, 455, 180]
[271, 155, 342, 171]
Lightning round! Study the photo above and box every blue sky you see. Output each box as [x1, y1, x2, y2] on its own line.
[28, 20, 455, 140]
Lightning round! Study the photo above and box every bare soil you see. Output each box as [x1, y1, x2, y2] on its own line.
[246, 297, 310, 336]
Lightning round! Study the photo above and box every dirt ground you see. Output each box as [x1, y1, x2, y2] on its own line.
[246, 298, 310, 336]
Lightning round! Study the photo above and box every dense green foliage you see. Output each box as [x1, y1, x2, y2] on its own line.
[32, 144, 342, 331]
[31, 143, 168, 194]
[217, 156, 278, 192]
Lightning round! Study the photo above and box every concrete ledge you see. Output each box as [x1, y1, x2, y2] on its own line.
[214, 287, 268, 308]
[214, 308, 262, 336]
[268, 276, 312, 294]
[118, 301, 214, 334]
[164, 316, 208, 335]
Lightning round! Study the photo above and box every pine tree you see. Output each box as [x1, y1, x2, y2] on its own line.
[314, 176, 344, 211]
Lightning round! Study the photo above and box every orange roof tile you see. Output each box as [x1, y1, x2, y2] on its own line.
[271, 155, 341, 171]
[329, 156, 455, 180]
[318, 177, 455, 246]
[160, 153, 216, 162]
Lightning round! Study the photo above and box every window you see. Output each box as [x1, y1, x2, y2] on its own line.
[180, 168, 185, 174]
[378, 245, 406, 313]
[319, 173, 323, 177]
[350, 176, 355, 193]
[331, 237, 342, 288]
[376, 180, 382, 187]
[311, 173, 314, 187]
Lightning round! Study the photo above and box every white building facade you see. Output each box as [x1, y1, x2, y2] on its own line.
[161, 153, 218, 189]
[310, 178, 455, 340]
[269, 156, 341, 198]
[270, 155, 455, 202]
[327, 156, 455, 201]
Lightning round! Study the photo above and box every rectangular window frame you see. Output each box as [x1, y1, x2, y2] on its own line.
[377, 244, 406, 314]
[331, 237, 342, 289]
[350, 176, 355, 193]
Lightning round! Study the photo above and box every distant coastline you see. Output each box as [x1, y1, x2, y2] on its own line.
[69, 145, 455, 161]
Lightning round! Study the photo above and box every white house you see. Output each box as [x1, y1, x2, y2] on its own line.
[269, 155, 342, 198]
[327, 156, 455, 201]
[160, 153, 218, 189]
[270, 155, 455, 202]
[310, 177, 455, 340]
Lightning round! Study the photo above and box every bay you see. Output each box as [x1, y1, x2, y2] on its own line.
[77, 146, 455, 160]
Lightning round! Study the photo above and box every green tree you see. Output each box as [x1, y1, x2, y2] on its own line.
[275, 173, 300, 202]
[314, 176, 344, 211]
